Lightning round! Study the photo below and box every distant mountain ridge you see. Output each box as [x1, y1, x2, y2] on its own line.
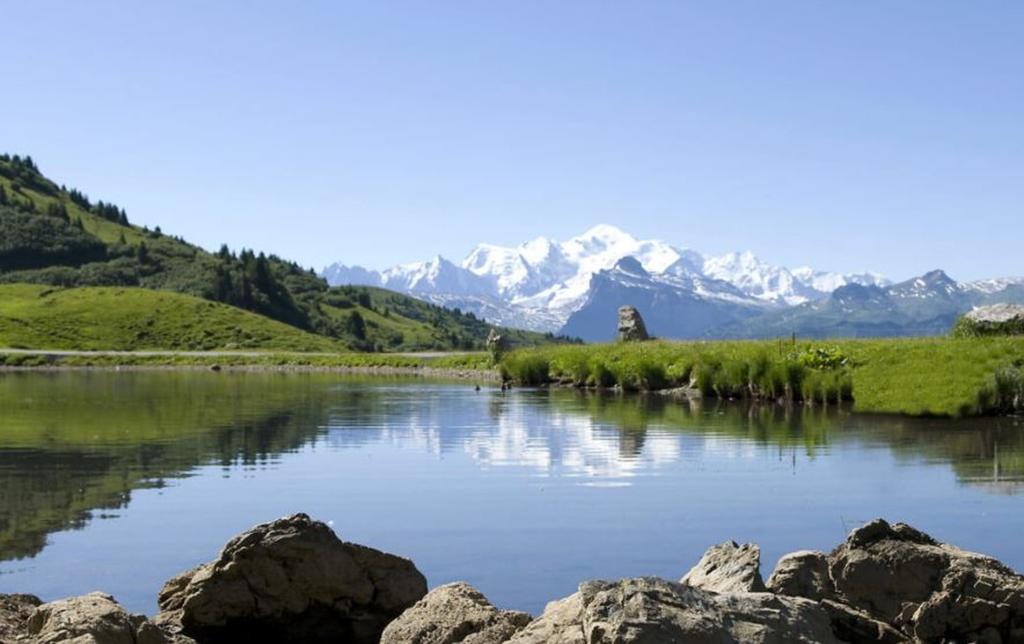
[323, 224, 904, 338]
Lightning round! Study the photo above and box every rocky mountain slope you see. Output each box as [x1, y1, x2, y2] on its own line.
[324, 224, 1023, 340]
[324, 225, 904, 338]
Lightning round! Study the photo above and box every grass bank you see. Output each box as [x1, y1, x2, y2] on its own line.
[0, 349, 492, 373]
[0, 284, 344, 352]
[498, 338, 1024, 417]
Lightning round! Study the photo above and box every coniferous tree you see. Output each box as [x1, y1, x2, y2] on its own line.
[346, 311, 367, 340]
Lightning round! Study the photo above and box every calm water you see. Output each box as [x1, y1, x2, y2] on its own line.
[1, 371, 1022, 616]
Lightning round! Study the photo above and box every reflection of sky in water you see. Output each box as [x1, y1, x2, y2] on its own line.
[0, 374, 1022, 617]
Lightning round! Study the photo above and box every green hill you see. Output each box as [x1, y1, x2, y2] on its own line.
[0, 154, 564, 352]
[0, 284, 344, 352]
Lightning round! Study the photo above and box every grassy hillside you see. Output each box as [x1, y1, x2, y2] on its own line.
[499, 338, 1024, 417]
[0, 154, 564, 351]
[0, 284, 343, 352]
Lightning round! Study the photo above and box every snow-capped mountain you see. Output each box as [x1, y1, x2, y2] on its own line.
[702, 251, 890, 306]
[715, 269, 1024, 340]
[321, 224, 890, 334]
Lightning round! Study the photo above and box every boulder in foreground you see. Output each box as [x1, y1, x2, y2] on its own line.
[506, 576, 838, 643]
[26, 591, 173, 644]
[0, 594, 41, 642]
[380, 582, 532, 644]
[824, 518, 1024, 642]
[156, 513, 426, 644]
[680, 540, 767, 593]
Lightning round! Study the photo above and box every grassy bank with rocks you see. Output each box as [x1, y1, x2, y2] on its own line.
[498, 337, 1024, 417]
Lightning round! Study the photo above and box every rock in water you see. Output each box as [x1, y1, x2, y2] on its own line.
[506, 577, 839, 643]
[680, 540, 767, 593]
[380, 582, 532, 644]
[616, 305, 649, 342]
[156, 513, 427, 644]
[26, 592, 172, 644]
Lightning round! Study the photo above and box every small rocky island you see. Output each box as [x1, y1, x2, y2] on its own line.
[3, 513, 1022, 643]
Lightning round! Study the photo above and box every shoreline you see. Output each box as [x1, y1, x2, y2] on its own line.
[0, 361, 501, 381]
[3, 514, 1021, 643]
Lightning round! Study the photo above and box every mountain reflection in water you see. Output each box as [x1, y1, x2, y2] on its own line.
[0, 371, 1021, 615]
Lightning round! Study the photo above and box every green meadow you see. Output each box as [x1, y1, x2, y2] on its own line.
[498, 337, 1024, 417]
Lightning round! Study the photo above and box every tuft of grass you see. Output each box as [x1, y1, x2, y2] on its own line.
[499, 337, 1024, 417]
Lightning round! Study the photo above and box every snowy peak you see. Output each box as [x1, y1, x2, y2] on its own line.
[889, 269, 963, 299]
[611, 255, 649, 278]
[322, 225, 893, 332]
[381, 255, 495, 297]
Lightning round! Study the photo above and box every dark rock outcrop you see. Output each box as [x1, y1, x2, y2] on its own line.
[380, 582, 532, 644]
[616, 305, 649, 342]
[0, 594, 41, 642]
[767, 549, 832, 600]
[156, 513, 426, 644]
[825, 518, 1024, 642]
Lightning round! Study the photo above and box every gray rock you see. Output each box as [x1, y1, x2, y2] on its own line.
[827, 518, 1024, 642]
[380, 582, 532, 644]
[156, 513, 426, 644]
[616, 306, 649, 342]
[506, 577, 839, 643]
[964, 303, 1024, 326]
[0, 594, 41, 642]
[486, 329, 508, 362]
[819, 599, 909, 643]
[681, 540, 767, 593]
[767, 550, 832, 600]
[26, 592, 169, 644]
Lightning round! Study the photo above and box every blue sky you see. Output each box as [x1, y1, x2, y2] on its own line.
[4, 1, 1022, 280]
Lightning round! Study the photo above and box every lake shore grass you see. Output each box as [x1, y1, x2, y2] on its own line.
[0, 349, 496, 379]
[498, 337, 1024, 417]
[5, 336, 1023, 417]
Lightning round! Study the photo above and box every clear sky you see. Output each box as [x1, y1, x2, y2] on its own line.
[4, 1, 1022, 281]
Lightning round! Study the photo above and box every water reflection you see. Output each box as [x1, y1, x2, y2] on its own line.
[0, 372, 1022, 569]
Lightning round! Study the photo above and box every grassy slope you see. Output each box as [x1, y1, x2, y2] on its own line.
[0, 157, 564, 352]
[499, 338, 1024, 417]
[0, 284, 343, 352]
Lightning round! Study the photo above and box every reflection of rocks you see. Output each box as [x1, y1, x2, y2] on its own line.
[156, 513, 426, 644]
[381, 582, 531, 644]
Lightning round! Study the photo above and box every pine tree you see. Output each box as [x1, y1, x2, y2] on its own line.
[137, 241, 149, 263]
[346, 311, 367, 340]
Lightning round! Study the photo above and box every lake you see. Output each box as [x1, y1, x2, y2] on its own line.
[1, 370, 1022, 617]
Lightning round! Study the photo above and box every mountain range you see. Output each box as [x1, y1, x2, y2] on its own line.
[323, 225, 1024, 341]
